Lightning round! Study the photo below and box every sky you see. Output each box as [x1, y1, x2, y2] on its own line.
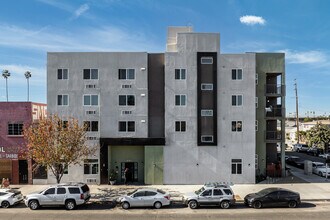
[0, 0, 329, 117]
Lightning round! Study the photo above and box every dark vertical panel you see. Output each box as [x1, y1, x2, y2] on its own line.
[197, 52, 217, 146]
[148, 54, 165, 138]
[99, 143, 108, 184]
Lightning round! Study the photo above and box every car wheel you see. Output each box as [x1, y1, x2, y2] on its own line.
[288, 200, 297, 208]
[154, 201, 162, 209]
[122, 202, 130, 209]
[220, 200, 230, 209]
[65, 200, 76, 210]
[28, 200, 39, 210]
[1, 201, 10, 208]
[319, 171, 324, 177]
[188, 200, 198, 209]
[253, 201, 262, 209]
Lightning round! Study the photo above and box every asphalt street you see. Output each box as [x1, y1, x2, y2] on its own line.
[1, 201, 330, 220]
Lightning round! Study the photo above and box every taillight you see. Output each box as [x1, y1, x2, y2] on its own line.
[164, 195, 170, 200]
[80, 194, 84, 199]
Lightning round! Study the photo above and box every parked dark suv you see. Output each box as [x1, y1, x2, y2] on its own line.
[24, 182, 90, 210]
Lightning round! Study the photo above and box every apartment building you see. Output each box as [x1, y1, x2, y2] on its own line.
[0, 102, 47, 184]
[47, 27, 285, 184]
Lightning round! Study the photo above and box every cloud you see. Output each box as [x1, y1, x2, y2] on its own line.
[240, 15, 266, 26]
[279, 49, 327, 64]
[73, 4, 90, 18]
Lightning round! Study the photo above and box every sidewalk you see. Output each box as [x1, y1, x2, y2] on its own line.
[9, 167, 330, 203]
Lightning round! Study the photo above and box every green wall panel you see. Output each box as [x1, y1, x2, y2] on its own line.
[144, 146, 164, 185]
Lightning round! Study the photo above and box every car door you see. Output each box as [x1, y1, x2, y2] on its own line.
[199, 189, 212, 205]
[263, 191, 279, 207]
[144, 191, 158, 207]
[41, 188, 56, 205]
[211, 189, 223, 205]
[277, 191, 289, 206]
[54, 187, 67, 205]
[130, 191, 146, 207]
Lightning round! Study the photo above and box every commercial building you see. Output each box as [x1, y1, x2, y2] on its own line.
[47, 27, 285, 184]
[0, 102, 47, 184]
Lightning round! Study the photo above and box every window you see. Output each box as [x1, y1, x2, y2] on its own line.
[175, 121, 186, 132]
[84, 159, 98, 174]
[83, 69, 98, 80]
[201, 189, 212, 196]
[119, 69, 135, 80]
[232, 159, 242, 174]
[175, 69, 186, 80]
[232, 121, 242, 132]
[201, 83, 213, 90]
[201, 110, 213, 117]
[201, 57, 213, 64]
[58, 95, 69, 106]
[175, 95, 186, 106]
[256, 73, 258, 85]
[201, 135, 213, 143]
[57, 188, 66, 194]
[119, 95, 135, 106]
[133, 191, 146, 197]
[223, 189, 233, 195]
[146, 191, 157, 196]
[83, 95, 98, 106]
[255, 120, 258, 131]
[57, 69, 68, 79]
[255, 97, 258, 108]
[8, 123, 23, 135]
[119, 121, 135, 132]
[84, 121, 99, 132]
[44, 188, 55, 195]
[232, 69, 242, 80]
[232, 95, 243, 106]
[68, 188, 80, 194]
[213, 189, 223, 196]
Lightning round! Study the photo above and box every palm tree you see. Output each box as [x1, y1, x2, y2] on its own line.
[2, 70, 10, 102]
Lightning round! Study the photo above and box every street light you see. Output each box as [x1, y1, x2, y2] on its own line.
[24, 71, 32, 101]
[2, 69, 10, 102]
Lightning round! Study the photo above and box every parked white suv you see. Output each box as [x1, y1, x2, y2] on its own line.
[182, 183, 235, 209]
[293, 144, 309, 153]
[24, 182, 90, 210]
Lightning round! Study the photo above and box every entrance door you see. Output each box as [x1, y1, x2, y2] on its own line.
[121, 162, 138, 183]
[19, 160, 28, 184]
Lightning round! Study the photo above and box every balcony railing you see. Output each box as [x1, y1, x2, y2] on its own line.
[265, 84, 285, 96]
[265, 107, 285, 118]
[265, 131, 282, 141]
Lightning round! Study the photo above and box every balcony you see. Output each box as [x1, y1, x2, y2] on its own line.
[265, 107, 285, 118]
[265, 131, 282, 141]
[265, 84, 285, 96]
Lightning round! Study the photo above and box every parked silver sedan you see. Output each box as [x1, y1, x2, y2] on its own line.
[117, 188, 171, 209]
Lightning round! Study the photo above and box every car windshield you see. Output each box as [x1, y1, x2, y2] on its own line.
[157, 189, 166, 194]
[256, 188, 275, 196]
[127, 189, 138, 196]
[195, 187, 205, 195]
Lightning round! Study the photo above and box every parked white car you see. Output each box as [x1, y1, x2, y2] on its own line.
[313, 165, 330, 177]
[117, 188, 171, 209]
[319, 153, 330, 159]
[0, 189, 23, 208]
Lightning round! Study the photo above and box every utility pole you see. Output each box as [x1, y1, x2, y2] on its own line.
[294, 79, 299, 143]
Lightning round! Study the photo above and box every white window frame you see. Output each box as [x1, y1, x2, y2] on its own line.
[232, 121, 242, 132]
[201, 57, 213, 64]
[83, 68, 99, 80]
[232, 95, 243, 106]
[175, 121, 186, 132]
[175, 68, 186, 80]
[119, 69, 135, 80]
[201, 135, 213, 143]
[232, 69, 243, 80]
[255, 120, 258, 131]
[231, 159, 242, 174]
[119, 95, 135, 106]
[83, 94, 99, 106]
[255, 97, 258, 108]
[84, 159, 99, 174]
[57, 94, 69, 106]
[57, 68, 69, 80]
[201, 109, 213, 117]
[201, 83, 213, 90]
[175, 94, 187, 106]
